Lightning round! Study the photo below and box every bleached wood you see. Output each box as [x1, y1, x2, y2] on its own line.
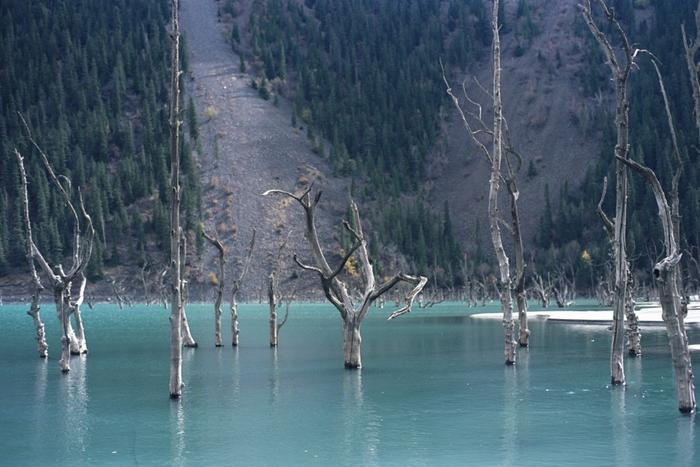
[681, 2, 700, 143]
[618, 155, 696, 413]
[168, 0, 183, 398]
[263, 192, 426, 368]
[15, 150, 48, 358]
[230, 230, 256, 346]
[180, 230, 197, 348]
[582, 0, 637, 385]
[203, 230, 225, 346]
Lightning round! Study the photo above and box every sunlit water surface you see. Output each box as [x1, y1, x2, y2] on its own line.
[1, 301, 698, 466]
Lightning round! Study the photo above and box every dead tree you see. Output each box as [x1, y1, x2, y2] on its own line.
[532, 273, 551, 308]
[169, 0, 183, 399]
[682, 2, 700, 144]
[180, 230, 197, 348]
[649, 58, 688, 319]
[15, 149, 94, 372]
[202, 229, 225, 346]
[618, 155, 696, 413]
[19, 111, 97, 357]
[141, 261, 150, 305]
[503, 130, 530, 346]
[582, 0, 638, 385]
[263, 189, 427, 368]
[16, 150, 48, 358]
[598, 176, 641, 356]
[230, 231, 256, 346]
[441, 0, 519, 362]
[269, 233, 290, 347]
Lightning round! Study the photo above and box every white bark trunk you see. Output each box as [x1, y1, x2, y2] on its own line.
[16, 150, 49, 358]
[269, 273, 278, 347]
[231, 298, 240, 347]
[490, 0, 516, 365]
[56, 289, 71, 373]
[619, 147, 696, 413]
[625, 279, 641, 357]
[658, 260, 697, 413]
[168, 0, 183, 399]
[582, 0, 634, 385]
[181, 307, 197, 348]
[71, 273, 88, 354]
[343, 318, 362, 369]
[27, 292, 48, 358]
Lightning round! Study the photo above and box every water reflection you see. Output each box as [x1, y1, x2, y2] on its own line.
[60, 354, 89, 457]
[170, 400, 186, 467]
[502, 362, 519, 467]
[341, 371, 380, 466]
[270, 347, 279, 406]
[675, 413, 696, 466]
[610, 383, 628, 465]
[31, 358, 48, 454]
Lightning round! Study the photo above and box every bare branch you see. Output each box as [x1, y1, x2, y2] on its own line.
[381, 274, 429, 320]
[597, 176, 614, 239]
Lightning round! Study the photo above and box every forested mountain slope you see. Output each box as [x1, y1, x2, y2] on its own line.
[227, 0, 700, 292]
[0, 0, 201, 299]
[2, 0, 699, 299]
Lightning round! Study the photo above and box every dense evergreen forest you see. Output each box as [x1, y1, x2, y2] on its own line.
[0, 0, 200, 280]
[3, 0, 700, 295]
[239, 0, 700, 293]
[238, 0, 492, 286]
[534, 0, 700, 293]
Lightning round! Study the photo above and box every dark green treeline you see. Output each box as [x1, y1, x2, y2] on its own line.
[0, 0, 201, 279]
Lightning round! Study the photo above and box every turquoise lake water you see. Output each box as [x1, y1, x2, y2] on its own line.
[0, 301, 698, 466]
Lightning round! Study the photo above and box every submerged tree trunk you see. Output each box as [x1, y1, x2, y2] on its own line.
[269, 272, 278, 347]
[228, 231, 256, 347]
[230, 295, 240, 346]
[27, 287, 48, 358]
[582, 0, 635, 385]
[180, 231, 197, 348]
[55, 288, 71, 373]
[624, 275, 641, 356]
[342, 317, 362, 369]
[489, 0, 516, 365]
[168, 0, 183, 399]
[71, 274, 88, 354]
[598, 176, 640, 356]
[620, 156, 696, 413]
[16, 150, 48, 358]
[263, 190, 426, 369]
[203, 231, 225, 347]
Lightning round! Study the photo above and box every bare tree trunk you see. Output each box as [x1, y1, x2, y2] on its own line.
[71, 273, 88, 354]
[203, 231, 225, 346]
[180, 231, 197, 348]
[229, 231, 256, 347]
[15, 131, 94, 373]
[682, 3, 700, 144]
[625, 278, 641, 356]
[263, 190, 426, 368]
[620, 156, 696, 413]
[582, 0, 636, 385]
[230, 294, 240, 346]
[168, 0, 183, 399]
[56, 288, 71, 373]
[15, 150, 48, 358]
[504, 148, 528, 347]
[269, 272, 278, 347]
[342, 317, 361, 369]
[489, 0, 516, 365]
[598, 177, 640, 355]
